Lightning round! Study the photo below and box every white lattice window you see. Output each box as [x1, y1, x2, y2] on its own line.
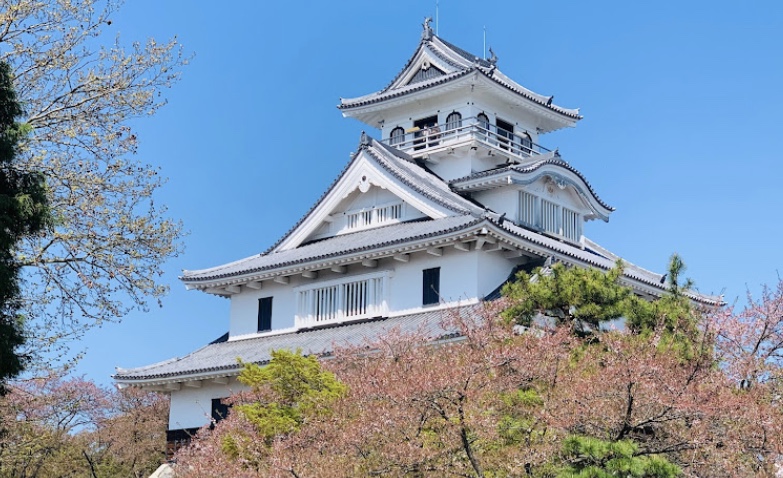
[346, 203, 403, 230]
[296, 272, 388, 327]
[518, 191, 537, 227]
[562, 207, 581, 243]
[541, 199, 560, 235]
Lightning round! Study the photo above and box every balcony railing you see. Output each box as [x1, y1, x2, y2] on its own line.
[382, 116, 551, 161]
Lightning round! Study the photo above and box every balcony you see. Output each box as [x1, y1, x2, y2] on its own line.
[382, 116, 551, 163]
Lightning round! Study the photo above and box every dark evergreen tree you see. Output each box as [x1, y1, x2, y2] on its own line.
[0, 61, 49, 394]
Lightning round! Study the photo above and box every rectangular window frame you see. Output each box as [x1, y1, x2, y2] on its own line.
[294, 271, 390, 328]
[257, 296, 273, 333]
[422, 267, 441, 306]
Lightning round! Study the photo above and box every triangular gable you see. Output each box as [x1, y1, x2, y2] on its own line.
[272, 135, 481, 253]
[383, 40, 465, 92]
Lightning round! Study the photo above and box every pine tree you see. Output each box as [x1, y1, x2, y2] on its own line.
[0, 61, 49, 393]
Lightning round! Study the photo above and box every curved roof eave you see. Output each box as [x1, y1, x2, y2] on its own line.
[449, 156, 614, 215]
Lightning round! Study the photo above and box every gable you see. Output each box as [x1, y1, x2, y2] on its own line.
[306, 185, 428, 242]
[272, 139, 479, 253]
[384, 43, 461, 92]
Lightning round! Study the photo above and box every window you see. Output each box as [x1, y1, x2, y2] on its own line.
[562, 207, 581, 242]
[346, 203, 403, 230]
[211, 398, 230, 423]
[296, 272, 387, 327]
[519, 132, 533, 155]
[541, 199, 560, 235]
[422, 267, 441, 306]
[496, 118, 514, 151]
[519, 191, 537, 227]
[390, 126, 405, 145]
[445, 111, 462, 131]
[413, 115, 438, 150]
[477, 113, 490, 130]
[257, 297, 272, 332]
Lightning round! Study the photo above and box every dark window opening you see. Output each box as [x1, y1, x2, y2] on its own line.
[422, 267, 441, 306]
[166, 427, 200, 460]
[390, 126, 405, 146]
[258, 297, 273, 332]
[519, 132, 533, 155]
[211, 398, 231, 423]
[496, 118, 514, 151]
[413, 115, 439, 150]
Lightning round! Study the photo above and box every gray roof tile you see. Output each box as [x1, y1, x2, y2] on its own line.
[114, 307, 476, 382]
[340, 35, 580, 120]
[181, 215, 481, 282]
[449, 153, 615, 212]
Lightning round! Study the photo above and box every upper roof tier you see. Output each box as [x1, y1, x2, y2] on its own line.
[339, 18, 582, 133]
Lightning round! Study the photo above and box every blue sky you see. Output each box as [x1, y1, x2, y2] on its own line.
[75, 1, 783, 386]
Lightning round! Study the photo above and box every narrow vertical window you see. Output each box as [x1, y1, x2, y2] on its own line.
[390, 126, 405, 145]
[519, 190, 537, 227]
[258, 297, 273, 332]
[422, 267, 441, 306]
[519, 132, 533, 155]
[445, 111, 462, 131]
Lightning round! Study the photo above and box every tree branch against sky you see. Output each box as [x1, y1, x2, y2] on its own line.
[0, 0, 188, 368]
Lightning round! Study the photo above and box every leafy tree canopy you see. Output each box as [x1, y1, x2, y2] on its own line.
[0, 0, 188, 370]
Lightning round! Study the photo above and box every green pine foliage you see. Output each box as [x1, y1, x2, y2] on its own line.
[502, 256, 699, 344]
[0, 61, 50, 393]
[502, 261, 637, 334]
[557, 435, 681, 478]
[224, 349, 347, 455]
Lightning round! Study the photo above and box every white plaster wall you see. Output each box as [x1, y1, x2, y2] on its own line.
[229, 279, 297, 338]
[379, 90, 472, 139]
[388, 249, 480, 313]
[473, 188, 519, 220]
[227, 247, 506, 339]
[428, 149, 474, 181]
[477, 249, 516, 297]
[168, 380, 247, 430]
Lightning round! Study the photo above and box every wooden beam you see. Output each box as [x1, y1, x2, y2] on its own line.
[205, 287, 230, 296]
[245, 281, 263, 290]
[393, 254, 410, 262]
[361, 259, 378, 268]
[212, 377, 229, 385]
[475, 236, 496, 251]
[185, 380, 202, 388]
[454, 242, 471, 252]
[165, 383, 181, 391]
[503, 249, 524, 259]
[426, 247, 443, 257]
[302, 270, 318, 279]
[484, 243, 503, 252]
[224, 285, 241, 294]
[331, 265, 347, 274]
[273, 276, 290, 285]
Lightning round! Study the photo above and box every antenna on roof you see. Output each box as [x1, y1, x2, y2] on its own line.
[483, 26, 486, 60]
[435, 0, 439, 35]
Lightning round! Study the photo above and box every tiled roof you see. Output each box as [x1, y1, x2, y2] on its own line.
[487, 219, 722, 306]
[340, 35, 580, 120]
[367, 138, 484, 215]
[181, 215, 482, 283]
[114, 307, 477, 383]
[262, 135, 481, 255]
[449, 152, 615, 213]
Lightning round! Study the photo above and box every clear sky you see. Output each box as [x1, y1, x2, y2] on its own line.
[74, 0, 783, 386]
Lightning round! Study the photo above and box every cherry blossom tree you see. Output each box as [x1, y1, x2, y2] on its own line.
[0, 373, 168, 477]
